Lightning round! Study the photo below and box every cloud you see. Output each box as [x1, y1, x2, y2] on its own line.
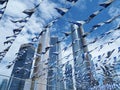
[0, 0, 62, 76]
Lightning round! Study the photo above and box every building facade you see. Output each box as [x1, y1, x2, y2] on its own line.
[71, 23, 96, 90]
[0, 79, 8, 90]
[7, 43, 35, 90]
[31, 28, 50, 90]
[65, 63, 74, 90]
[47, 36, 65, 90]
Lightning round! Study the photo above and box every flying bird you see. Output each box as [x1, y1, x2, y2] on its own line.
[66, 0, 78, 3]
[106, 49, 115, 58]
[4, 46, 11, 52]
[104, 14, 120, 24]
[6, 35, 17, 39]
[45, 45, 53, 52]
[10, 16, 28, 23]
[4, 39, 14, 45]
[85, 9, 103, 23]
[13, 26, 24, 34]
[0, 0, 7, 5]
[52, 52, 59, 55]
[118, 47, 120, 53]
[62, 31, 71, 37]
[0, 8, 4, 14]
[55, 7, 69, 16]
[6, 63, 13, 69]
[69, 20, 86, 26]
[99, 0, 114, 8]
[23, 8, 35, 16]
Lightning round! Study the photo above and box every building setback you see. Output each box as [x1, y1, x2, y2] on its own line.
[7, 43, 35, 90]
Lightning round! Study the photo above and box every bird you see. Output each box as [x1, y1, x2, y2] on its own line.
[104, 14, 120, 24]
[62, 31, 71, 37]
[31, 37, 39, 42]
[98, 45, 103, 51]
[4, 39, 14, 45]
[98, 55, 101, 60]
[52, 52, 59, 55]
[118, 47, 120, 53]
[91, 22, 104, 31]
[6, 35, 17, 39]
[44, 18, 59, 29]
[23, 8, 35, 16]
[4, 46, 11, 52]
[10, 16, 28, 23]
[0, 10, 4, 15]
[85, 9, 103, 23]
[66, 0, 78, 3]
[82, 32, 89, 38]
[6, 64, 13, 69]
[55, 7, 69, 16]
[13, 26, 24, 34]
[38, 29, 47, 36]
[69, 20, 86, 26]
[45, 45, 53, 52]
[106, 49, 115, 58]
[0, 0, 7, 5]
[89, 37, 98, 44]
[99, 0, 114, 8]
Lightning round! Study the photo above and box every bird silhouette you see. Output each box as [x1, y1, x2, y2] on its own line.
[4, 46, 11, 52]
[10, 16, 28, 23]
[6, 35, 17, 39]
[69, 20, 86, 26]
[66, 0, 78, 3]
[13, 26, 24, 34]
[4, 39, 14, 45]
[99, 0, 114, 8]
[23, 8, 35, 16]
[55, 7, 69, 16]
[0, 0, 7, 5]
[106, 49, 115, 58]
[85, 9, 103, 23]
[62, 31, 71, 37]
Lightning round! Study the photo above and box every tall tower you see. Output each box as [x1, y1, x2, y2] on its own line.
[7, 43, 35, 90]
[0, 79, 8, 90]
[47, 36, 65, 90]
[65, 63, 74, 90]
[71, 22, 96, 90]
[31, 29, 50, 90]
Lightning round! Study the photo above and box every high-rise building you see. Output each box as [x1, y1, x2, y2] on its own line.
[47, 36, 65, 90]
[0, 79, 8, 90]
[7, 43, 35, 90]
[31, 29, 50, 90]
[65, 63, 74, 90]
[71, 23, 96, 90]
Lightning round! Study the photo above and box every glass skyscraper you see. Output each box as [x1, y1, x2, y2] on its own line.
[0, 79, 8, 90]
[71, 23, 96, 90]
[47, 36, 64, 90]
[7, 43, 35, 90]
[65, 63, 74, 90]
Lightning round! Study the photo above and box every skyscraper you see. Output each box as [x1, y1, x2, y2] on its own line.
[71, 23, 96, 90]
[0, 79, 8, 90]
[47, 36, 64, 90]
[65, 63, 74, 90]
[7, 43, 35, 90]
[31, 29, 50, 90]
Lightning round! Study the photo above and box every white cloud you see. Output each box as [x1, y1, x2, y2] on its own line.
[0, 0, 61, 76]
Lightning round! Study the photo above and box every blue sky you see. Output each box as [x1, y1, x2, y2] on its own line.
[0, 0, 120, 84]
